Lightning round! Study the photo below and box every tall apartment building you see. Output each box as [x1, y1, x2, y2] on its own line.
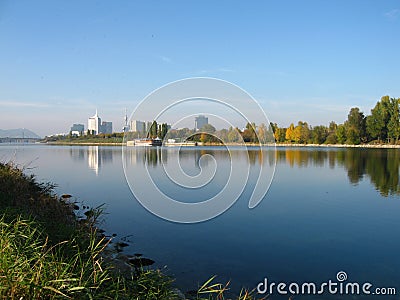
[195, 115, 208, 131]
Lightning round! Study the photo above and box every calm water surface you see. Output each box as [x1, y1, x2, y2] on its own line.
[1, 144, 400, 298]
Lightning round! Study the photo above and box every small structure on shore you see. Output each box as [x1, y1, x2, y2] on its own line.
[126, 138, 162, 146]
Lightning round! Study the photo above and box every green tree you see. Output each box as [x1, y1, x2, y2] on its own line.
[329, 121, 337, 132]
[176, 128, 194, 140]
[159, 123, 169, 139]
[336, 124, 346, 144]
[345, 107, 366, 144]
[346, 127, 359, 145]
[149, 121, 158, 138]
[274, 127, 286, 143]
[325, 121, 338, 144]
[366, 98, 389, 142]
[200, 124, 216, 134]
[387, 97, 400, 143]
[312, 125, 328, 144]
[270, 123, 285, 143]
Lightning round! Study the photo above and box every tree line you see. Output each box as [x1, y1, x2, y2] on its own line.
[128, 95, 400, 145]
[271, 95, 400, 145]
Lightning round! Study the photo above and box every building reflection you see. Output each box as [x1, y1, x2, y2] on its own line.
[88, 146, 100, 175]
[85, 146, 113, 175]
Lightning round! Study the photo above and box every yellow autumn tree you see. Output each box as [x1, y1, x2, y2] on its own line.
[285, 123, 295, 142]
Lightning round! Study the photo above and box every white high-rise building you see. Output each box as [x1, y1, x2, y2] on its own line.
[88, 110, 101, 134]
[87, 110, 113, 135]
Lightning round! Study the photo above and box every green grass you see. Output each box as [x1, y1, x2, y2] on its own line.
[0, 162, 265, 299]
[195, 276, 267, 300]
[0, 162, 177, 299]
[0, 214, 179, 299]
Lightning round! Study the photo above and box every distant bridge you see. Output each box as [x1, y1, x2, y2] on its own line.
[0, 137, 41, 143]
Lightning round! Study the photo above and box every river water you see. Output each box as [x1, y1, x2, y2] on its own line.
[1, 144, 399, 298]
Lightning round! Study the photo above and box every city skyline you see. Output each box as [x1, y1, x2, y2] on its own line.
[1, 1, 399, 136]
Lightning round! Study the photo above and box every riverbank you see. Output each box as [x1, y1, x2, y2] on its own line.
[0, 162, 180, 299]
[191, 142, 400, 149]
[45, 141, 124, 146]
[40, 141, 400, 149]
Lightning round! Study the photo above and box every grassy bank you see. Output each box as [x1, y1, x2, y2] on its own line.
[0, 162, 180, 299]
[0, 162, 261, 299]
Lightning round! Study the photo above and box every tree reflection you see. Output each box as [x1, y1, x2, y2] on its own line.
[279, 148, 400, 196]
[365, 149, 400, 196]
[336, 149, 367, 184]
[129, 146, 400, 197]
[143, 147, 163, 167]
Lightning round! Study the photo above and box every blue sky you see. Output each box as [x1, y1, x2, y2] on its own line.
[0, 0, 399, 136]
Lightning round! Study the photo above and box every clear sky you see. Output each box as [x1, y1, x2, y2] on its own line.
[0, 0, 399, 136]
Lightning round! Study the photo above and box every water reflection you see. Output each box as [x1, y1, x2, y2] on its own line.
[277, 148, 400, 196]
[69, 146, 114, 175]
[69, 147, 85, 161]
[88, 146, 100, 174]
[125, 147, 277, 170]
[125, 147, 400, 197]
[125, 147, 166, 167]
